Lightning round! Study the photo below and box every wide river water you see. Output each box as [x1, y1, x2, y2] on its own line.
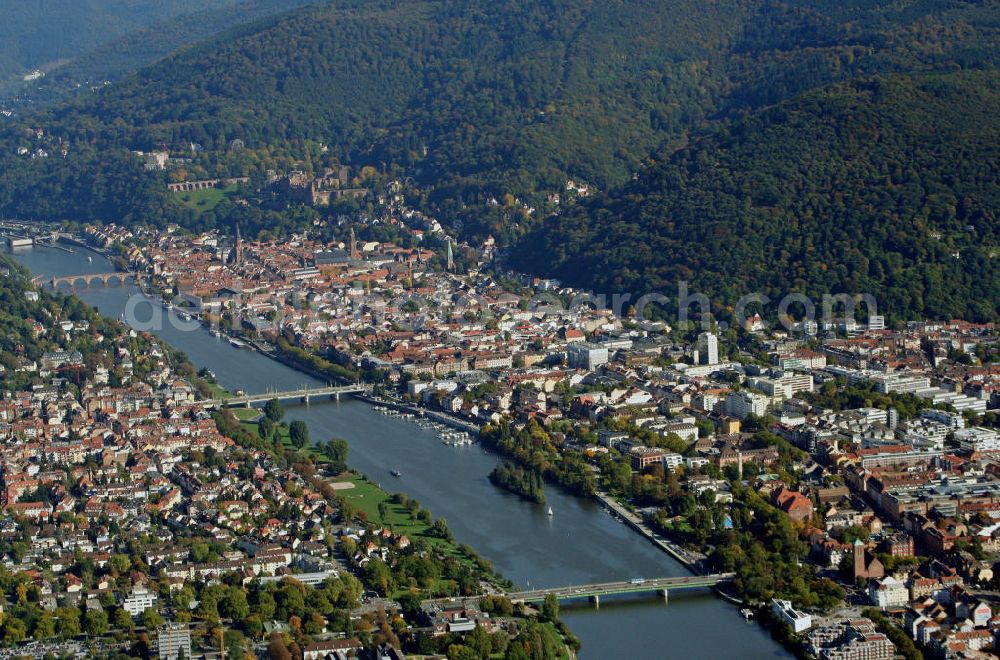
[9, 244, 788, 659]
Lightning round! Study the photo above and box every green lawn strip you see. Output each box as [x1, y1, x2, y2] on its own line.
[335, 475, 486, 580]
[240, 417, 331, 460]
[231, 408, 261, 421]
[175, 185, 236, 212]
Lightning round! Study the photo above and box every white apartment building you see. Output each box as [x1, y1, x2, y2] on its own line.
[725, 391, 768, 420]
[921, 408, 965, 429]
[955, 427, 1000, 453]
[567, 342, 609, 370]
[871, 374, 932, 395]
[123, 586, 158, 617]
[696, 332, 719, 365]
[868, 576, 909, 609]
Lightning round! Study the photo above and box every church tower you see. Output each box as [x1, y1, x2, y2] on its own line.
[349, 227, 359, 259]
[853, 538, 866, 578]
[234, 224, 243, 264]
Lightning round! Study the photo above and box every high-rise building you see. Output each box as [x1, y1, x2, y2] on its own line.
[696, 332, 719, 365]
[157, 624, 192, 660]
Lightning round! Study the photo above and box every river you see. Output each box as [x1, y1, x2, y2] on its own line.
[9, 244, 789, 659]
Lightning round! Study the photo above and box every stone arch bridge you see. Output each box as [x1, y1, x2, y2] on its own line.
[37, 272, 139, 289]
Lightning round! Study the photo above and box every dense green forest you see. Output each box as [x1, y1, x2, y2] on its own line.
[515, 70, 1000, 322]
[0, 0, 262, 94]
[1, 0, 999, 319]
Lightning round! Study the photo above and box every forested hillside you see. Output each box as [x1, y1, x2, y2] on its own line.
[513, 71, 1000, 322]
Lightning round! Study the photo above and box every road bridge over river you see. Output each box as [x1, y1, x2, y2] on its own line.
[201, 384, 368, 408]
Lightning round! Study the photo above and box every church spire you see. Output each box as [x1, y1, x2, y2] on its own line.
[234, 224, 243, 264]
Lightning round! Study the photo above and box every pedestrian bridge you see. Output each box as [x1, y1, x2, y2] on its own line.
[507, 573, 734, 605]
[202, 384, 368, 408]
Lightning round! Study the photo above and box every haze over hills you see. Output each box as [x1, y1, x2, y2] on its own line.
[0, 0, 246, 93]
[2, 0, 319, 106]
[1, 0, 999, 319]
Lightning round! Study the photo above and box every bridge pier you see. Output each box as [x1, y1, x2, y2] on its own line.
[589, 595, 599, 608]
[302, 395, 310, 405]
[660, 588, 668, 603]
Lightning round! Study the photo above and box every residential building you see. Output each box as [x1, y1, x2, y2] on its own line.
[920, 408, 965, 430]
[157, 624, 192, 660]
[567, 342, 609, 370]
[954, 427, 1000, 453]
[303, 639, 363, 660]
[725, 391, 768, 420]
[773, 487, 814, 523]
[630, 446, 668, 471]
[806, 619, 895, 660]
[696, 332, 719, 365]
[771, 598, 812, 632]
[868, 576, 908, 609]
[122, 586, 158, 617]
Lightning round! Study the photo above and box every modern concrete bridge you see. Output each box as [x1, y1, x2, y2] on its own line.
[506, 573, 735, 606]
[202, 384, 368, 408]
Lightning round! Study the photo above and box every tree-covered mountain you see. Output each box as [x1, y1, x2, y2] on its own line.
[513, 70, 1000, 322]
[2, 0, 998, 238]
[4, 0, 318, 106]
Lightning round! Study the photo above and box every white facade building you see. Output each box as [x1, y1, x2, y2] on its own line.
[920, 408, 965, 429]
[771, 598, 812, 632]
[725, 391, 768, 420]
[868, 576, 908, 609]
[123, 586, 158, 617]
[955, 427, 1000, 453]
[157, 624, 192, 660]
[567, 342, 609, 370]
[696, 332, 719, 365]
